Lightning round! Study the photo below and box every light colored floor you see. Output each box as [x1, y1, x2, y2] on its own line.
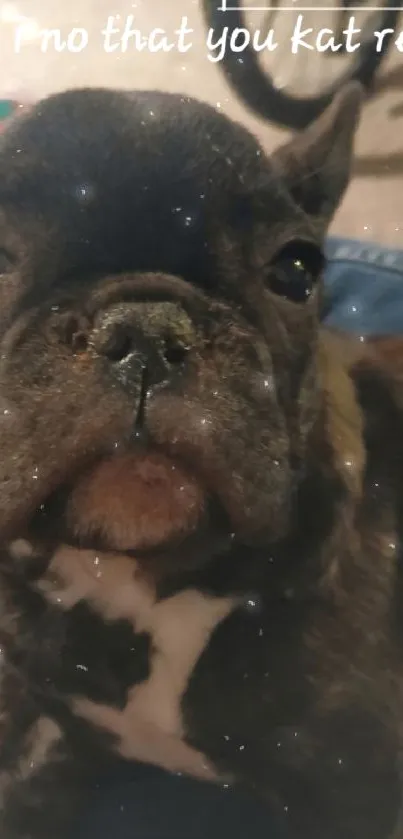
[0, 0, 403, 246]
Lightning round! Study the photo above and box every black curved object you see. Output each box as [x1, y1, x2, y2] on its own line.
[202, 0, 401, 130]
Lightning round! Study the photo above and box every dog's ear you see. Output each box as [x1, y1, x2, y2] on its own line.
[272, 82, 362, 227]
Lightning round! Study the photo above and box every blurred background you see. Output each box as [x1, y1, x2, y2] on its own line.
[0, 0, 402, 245]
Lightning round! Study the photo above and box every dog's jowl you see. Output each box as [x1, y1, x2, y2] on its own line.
[0, 82, 401, 839]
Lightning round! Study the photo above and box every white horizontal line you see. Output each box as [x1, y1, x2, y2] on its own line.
[219, 4, 402, 9]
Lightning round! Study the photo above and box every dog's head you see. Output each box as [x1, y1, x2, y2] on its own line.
[0, 84, 361, 575]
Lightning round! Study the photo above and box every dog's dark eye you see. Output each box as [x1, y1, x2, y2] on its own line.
[267, 241, 323, 303]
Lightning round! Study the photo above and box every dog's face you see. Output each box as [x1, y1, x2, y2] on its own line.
[0, 85, 360, 573]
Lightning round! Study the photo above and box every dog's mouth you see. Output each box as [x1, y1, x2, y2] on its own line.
[30, 448, 229, 570]
[67, 450, 206, 552]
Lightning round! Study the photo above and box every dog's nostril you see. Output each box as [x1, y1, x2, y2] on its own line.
[99, 321, 190, 370]
[163, 341, 189, 367]
[72, 332, 88, 354]
[104, 331, 134, 363]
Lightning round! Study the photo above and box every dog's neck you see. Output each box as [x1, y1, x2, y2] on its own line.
[292, 330, 403, 602]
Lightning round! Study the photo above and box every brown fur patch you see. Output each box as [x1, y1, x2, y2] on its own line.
[67, 452, 206, 552]
[318, 331, 366, 496]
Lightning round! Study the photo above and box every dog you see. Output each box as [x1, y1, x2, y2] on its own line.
[0, 81, 401, 839]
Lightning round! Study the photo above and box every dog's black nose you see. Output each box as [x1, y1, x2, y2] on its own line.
[94, 302, 192, 395]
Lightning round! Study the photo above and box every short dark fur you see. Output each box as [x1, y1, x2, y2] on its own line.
[0, 83, 401, 839]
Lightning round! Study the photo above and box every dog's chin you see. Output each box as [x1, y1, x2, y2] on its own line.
[65, 450, 208, 554]
[29, 450, 230, 571]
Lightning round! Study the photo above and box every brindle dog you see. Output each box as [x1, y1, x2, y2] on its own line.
[0, 82, 400, 839]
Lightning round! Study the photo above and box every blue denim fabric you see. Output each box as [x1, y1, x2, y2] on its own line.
[77, 237, 403, 838]
[324, 237, 403, 334]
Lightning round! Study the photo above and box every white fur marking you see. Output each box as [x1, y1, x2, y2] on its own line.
[36, 546, 236, 779]
[17, 717, 62, 780]
[9, 539, 33, 561]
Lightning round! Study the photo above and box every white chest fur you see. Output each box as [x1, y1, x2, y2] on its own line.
[28, 544, 236, 779]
